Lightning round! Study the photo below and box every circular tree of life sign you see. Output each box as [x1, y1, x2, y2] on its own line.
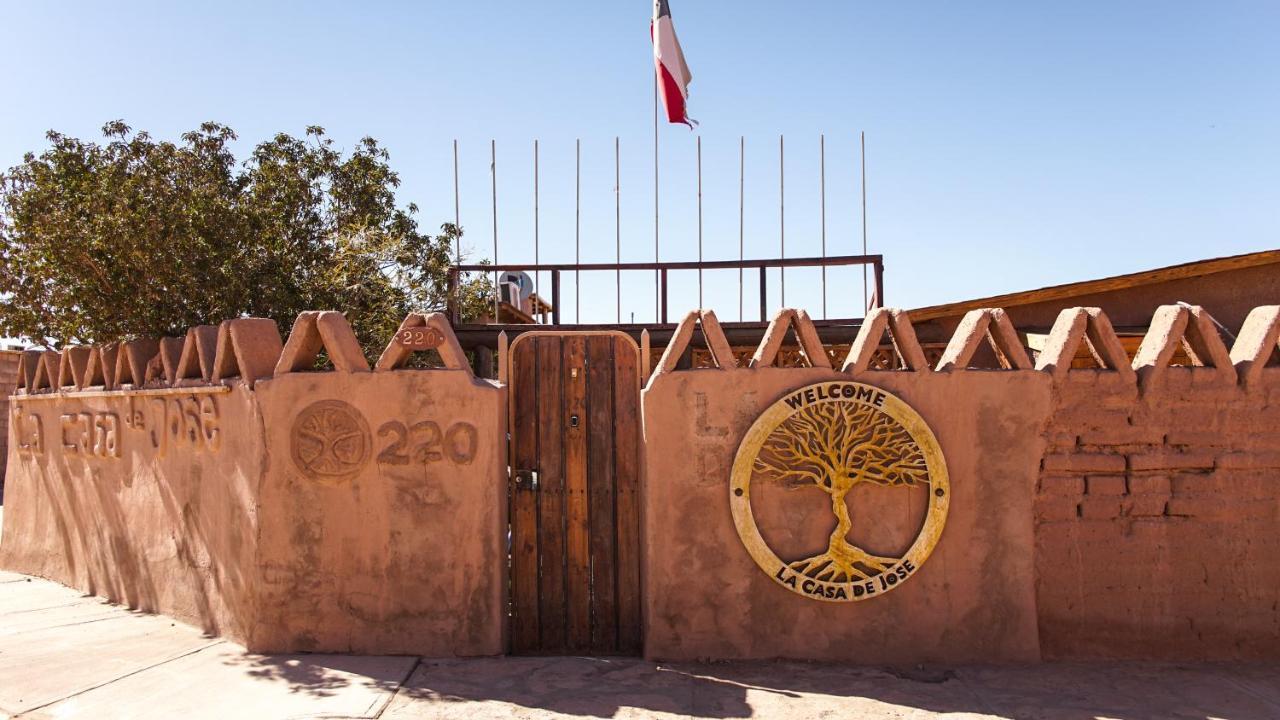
[730, 381, 949, 602]
[291, 400, 372, 482]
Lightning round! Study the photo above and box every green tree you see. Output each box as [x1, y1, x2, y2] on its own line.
[0, 121, 491, 356]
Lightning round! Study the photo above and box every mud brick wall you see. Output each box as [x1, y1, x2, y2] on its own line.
[0, 350, 18, 496]
[0, 312, 507, 656]
[1035, 369, 1280, 659]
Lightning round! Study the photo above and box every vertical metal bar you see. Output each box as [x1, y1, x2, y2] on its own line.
[779, 134, 785, 307]
[862, 131, 868, 313]
[452, 139, 462, 327]
[738, 135, 744, 321]
[575, 138, 581, 324]
[534, 139, 540, 313]
[615, 136, 621, 324]
[820, 133, 827, 319]
[552, 270, 561, 325]
[660, 268, 669, 324]
[697, 135, 703, 308]
[874, 258, 884, 309]
[453, 139, 461, 265]
[759, 266, 767, 320]
[491, 139, 498, 322]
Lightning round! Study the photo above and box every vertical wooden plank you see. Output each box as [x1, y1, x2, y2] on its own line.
[586, 336, 618, 652]
[562, 336, 592, 651]
[535, 336, 567, 652]
[509, 339, 540, 653]
[612, 336, 643, 654]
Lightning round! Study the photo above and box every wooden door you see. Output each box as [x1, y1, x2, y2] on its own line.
[508, 333, 642, 655]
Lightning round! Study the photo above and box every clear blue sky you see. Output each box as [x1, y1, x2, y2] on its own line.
[1, 0, 1276, 323]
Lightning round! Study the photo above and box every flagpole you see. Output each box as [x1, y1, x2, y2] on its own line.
[653, 66, 660, 322]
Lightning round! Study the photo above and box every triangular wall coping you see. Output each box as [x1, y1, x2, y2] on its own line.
[212, 318, 284, 387]
[175, 325, 219, 384]
[652, 309, 737, 378]
[375, 312, 471, 375]
[751, 309, 831, 369]
[842, 307, 929, 372]
[1132, 304, 1235, 387]
[57, 347, 92, 390]
[1230, 305, 1280, 387]
[1034, 307, 1136, 383]
[277, 311, 371, 374]
[114, 339, 160, 389]
[936, 308, 1033, 371]
[80, 343, 116, 390]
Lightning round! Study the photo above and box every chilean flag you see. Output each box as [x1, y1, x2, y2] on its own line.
[652, 0, 695, 126]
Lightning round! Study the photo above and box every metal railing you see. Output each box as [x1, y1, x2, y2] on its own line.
[446, 254, 883, 327]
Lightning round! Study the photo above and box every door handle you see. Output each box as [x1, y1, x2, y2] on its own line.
[514, 469, 539, 490]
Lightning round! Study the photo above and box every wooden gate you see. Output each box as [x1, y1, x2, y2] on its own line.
[507, 332, 642, 655]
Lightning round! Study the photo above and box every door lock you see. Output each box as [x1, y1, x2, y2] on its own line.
[570, 414, 580, 428]
[514, 469, 540, 490]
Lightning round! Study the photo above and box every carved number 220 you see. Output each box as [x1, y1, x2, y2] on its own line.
[377, 421, 477, 466]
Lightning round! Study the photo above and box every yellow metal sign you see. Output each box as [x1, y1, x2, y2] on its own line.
[730, 381, 948, 602]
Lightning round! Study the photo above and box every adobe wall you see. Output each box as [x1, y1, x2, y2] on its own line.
[0, 350, 21, 496]
[1036, 369, 1280, 659]
[643, 366, 1051, 663]
[1, 386, 262, 640]
[642, 304, 1280, 662]
[251, 369, 506, 655]
[0, 312, 507, 656]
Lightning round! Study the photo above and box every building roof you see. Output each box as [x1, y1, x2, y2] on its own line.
[909, 248, 1280, 322]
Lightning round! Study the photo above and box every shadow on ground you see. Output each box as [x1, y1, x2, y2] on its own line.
[379, 656, 1280, 720]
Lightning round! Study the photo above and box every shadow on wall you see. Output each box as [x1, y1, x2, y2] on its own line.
[383, 656, 1280, 720]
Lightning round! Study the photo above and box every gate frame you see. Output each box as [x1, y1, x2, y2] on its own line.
[499, 329, 647, 655]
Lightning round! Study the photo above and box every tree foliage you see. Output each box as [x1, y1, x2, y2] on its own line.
[0, 121, 491, 355]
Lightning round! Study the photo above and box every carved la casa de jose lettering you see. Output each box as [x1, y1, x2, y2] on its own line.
[774, 558, 918, 600]
[127, 395, 221, 456]
[14, 393, 222, 461]
[730, 380, 949, 603]
[60, 411, 121, 458]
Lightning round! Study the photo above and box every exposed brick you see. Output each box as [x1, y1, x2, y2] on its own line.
[1170, 474, 1251, 497]
[1216, 452, 1280, 470]
[1086, 475, 1127, 496]
[1079, 497, 1122, 519]
[1042, 453, 1127, 474]
[1079, 427, 1165, 447]
[1124, 494, 1169, 517]
[1035, 495, 1080, 522]
[1165, 497, 1243, 521]
[1127, 474, 1171, 495]
[1164, 430, 1229, 448]
[1045, 431, 1078, 451]
[1127, 451, 1217, 472]
[1039, 474, 1084, 497]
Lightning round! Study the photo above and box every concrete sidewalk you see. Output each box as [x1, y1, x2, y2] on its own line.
[2, 571, 1280, 719]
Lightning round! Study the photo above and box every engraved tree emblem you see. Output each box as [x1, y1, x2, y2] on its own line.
[291, 400, 371, 480]
[754, 401, 928, 582]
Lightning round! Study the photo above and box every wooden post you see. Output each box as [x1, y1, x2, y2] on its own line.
[446, 268, 459, 324]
